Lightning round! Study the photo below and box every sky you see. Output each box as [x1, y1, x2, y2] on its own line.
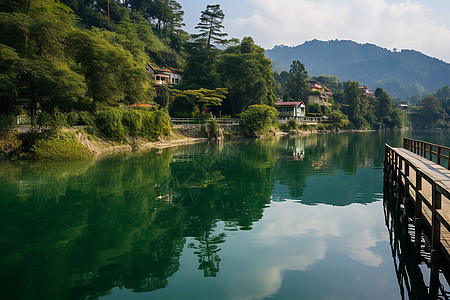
[176, 0, 450, 63]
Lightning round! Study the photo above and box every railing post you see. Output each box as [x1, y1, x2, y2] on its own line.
[437, 146, 441, 165]
[415, 172, 423, 249]
[447, 147, 450, 170]
[430, 182, 442, 264]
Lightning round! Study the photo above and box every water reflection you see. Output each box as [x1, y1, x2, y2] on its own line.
[0, 131, 431, 299]
[383, 172, 450, 300]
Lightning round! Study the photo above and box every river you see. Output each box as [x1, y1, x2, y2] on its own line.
[1, 131, 449, 300]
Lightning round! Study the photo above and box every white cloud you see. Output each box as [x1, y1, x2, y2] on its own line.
[215, 201, 388, 299]
[229, 0, 450, 62]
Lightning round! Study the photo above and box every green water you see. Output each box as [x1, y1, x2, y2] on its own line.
[1, 131, 449, 300]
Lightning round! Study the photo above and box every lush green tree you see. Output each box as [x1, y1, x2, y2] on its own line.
[410, 96, 448, 128]
[310, 74, 342, 92]
[344, 81, 361, 122]
[434, 85, 450, 100]
[192, 4, 227, 48]
[273, 71, 291, 100]
[240, 104, 278, 136]
[286, 60, 309, 101]
[169, 94, 196, 117]
[0, 44, 20, 117]
[307, 103, 321, 115]
[181, 44, 221, 89]
[67, 30, 152, 105]
[218, 37, 276, 115]
[389, 107, 406, 128]
[155, 84, 170, 109]
[372, 87, 405, 128]
[374, 87, 393, 126]
[329, 109, 350, 129]
[172, 88, 227, 114]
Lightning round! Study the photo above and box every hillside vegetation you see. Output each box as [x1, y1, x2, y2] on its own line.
[266, 40, 450, 99]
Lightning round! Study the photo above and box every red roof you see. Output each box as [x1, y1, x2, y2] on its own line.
[275, 101, 305, 106]
[129, 103, 153, 108]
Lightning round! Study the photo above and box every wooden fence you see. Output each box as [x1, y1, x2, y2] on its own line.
[404, 138, 450, 170]
[170, 118, 241, 126]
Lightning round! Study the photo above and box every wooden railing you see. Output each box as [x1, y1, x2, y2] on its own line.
[385, 143, 450, 264]
[404, 138, 450, 170]
[170, 118, 241, 126]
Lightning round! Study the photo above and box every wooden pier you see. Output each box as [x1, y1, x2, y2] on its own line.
[385, 138, 450, 262]
[384, 138, 450, 299]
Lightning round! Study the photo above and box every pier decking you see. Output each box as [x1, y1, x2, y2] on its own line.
[385, 138, 450, 261]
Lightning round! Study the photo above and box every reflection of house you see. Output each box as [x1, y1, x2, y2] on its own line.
[148, 64, 183, 87]
[275, 101, 306, 120]
[307, 80, 331, 106]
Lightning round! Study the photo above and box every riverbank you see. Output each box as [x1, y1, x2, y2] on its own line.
[0, 124, 325, 160]
[71, 128, 210, 159]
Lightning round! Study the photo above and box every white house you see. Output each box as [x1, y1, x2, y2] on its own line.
[275, 101, 306, 122]
[148, 64, 183, 87]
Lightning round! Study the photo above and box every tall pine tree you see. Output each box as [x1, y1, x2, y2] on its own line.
[192, 4, 227, 48]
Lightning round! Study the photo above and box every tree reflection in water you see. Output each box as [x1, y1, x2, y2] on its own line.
[189, 232, 227, 277]
[0, 132, 421, 299]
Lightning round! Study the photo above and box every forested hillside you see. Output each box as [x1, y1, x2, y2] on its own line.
[0, 0, 185, 118]
[266, 40, 450, 99]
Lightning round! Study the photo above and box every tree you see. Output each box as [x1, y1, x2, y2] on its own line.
[240, 104, 278, 136]
[218, 37, 276, 115]
[171, 88, 227, 114]
[434, 85, 450, 101]
[67, 30, 152, 105]
[286, 60, 309, 101]
[169, 94, 196, 117]
[374, 87, 393, 125]
[181, 44, 221, 89]
[192, 4, 227, 48]
[343, 81, 370, 129]
[329, 109, 350, 129]
[310, 74, 342, 91]
[155, 84, 170, 109]
[411, 96, 448, 128]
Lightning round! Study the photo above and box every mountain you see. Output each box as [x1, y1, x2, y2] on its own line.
[265, 40, 450, 99]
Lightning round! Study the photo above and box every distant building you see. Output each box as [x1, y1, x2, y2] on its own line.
[359, 86, 376, 98]
[398, 104, 409, 111]
[148, 64, 183, 87]
[275, 101, 306, 121]
[307, 80, 331, 106]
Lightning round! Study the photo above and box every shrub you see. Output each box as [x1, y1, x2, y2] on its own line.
[121, 109, 171, 141]
[279, 123, 288, 131]
[37, 109, 66, 136]
[206, 118, 219, 138]
[317, 124, 327, 130]
[287, 119, 298, 130]
[30, 132, 92, 160]
[95, 108, 126, 142]
[307, 103, 321, 115]
[153, 110, 171, 137]
[78, 111, 95, 126]
[240, 104, 278, 136]
[66, 111, 79, 127]
[169, 95, 196, 117]
[0, 131, 21, 153]
[122, 110, 143, 138]
[0, 113, 16, 130]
